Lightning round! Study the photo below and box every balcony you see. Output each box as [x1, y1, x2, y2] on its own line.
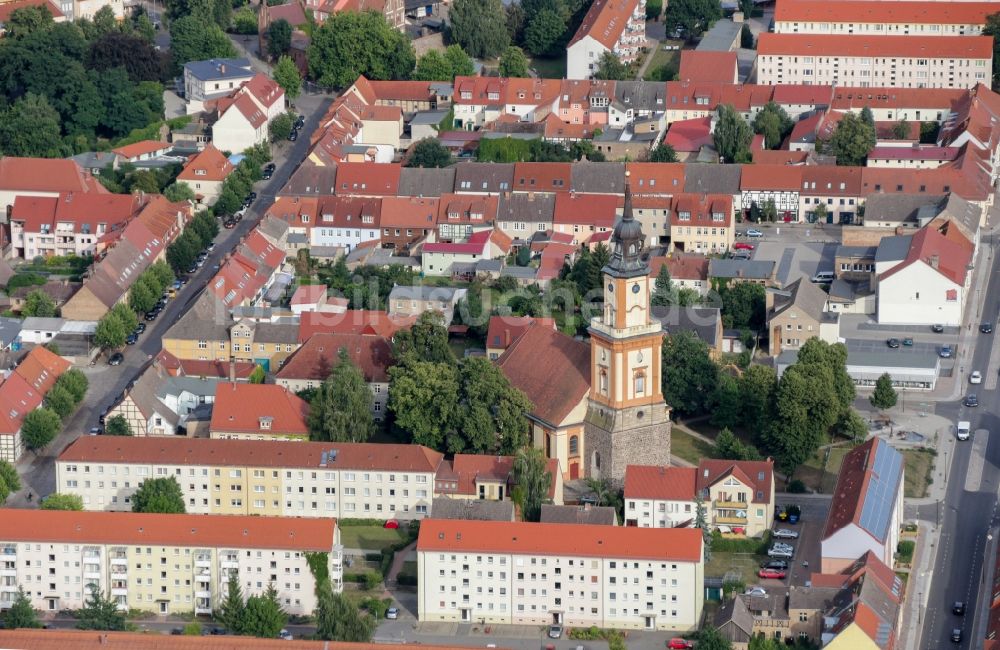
[111, 588, 128, 596]
[220, 560, 239, 570]
[195, 559, 212, 569]
[716, 513, 748, 525]
[714, 499, 749, 509]
[196, 590, 211, 599]
[84, 572, 102, 581]
[1, 546, 16, 557]
[196, 573, 211, 583]
[110, 558, 128, 566]
[196, 606, 213, 615]
[0, 568, 16, 578]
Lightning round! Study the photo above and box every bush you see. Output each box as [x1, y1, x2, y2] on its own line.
[896, 540, 915, 564]
[786, 479, 807, 494]
[182, 622, 201, 635]
[7, 273, 47, 291]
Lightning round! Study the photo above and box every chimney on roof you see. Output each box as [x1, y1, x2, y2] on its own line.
[220, 64, 226, 74]
[504, 328, 511, 347]
[229, 360, 236, 382]
[929, 254, 940, 269]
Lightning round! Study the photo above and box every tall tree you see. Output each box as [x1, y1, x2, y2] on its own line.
[444, 44, 476, 78]
[308, 11, 415, 87]
[315, 590, 375, 642]
[452, 357, 533, 454]
[650, 264, 674, 307]
[647, 143, 678, 163]
[267, 19, 293, 59]
[523, 8, 565, 56]
[131, 476, 186, 513]
[512, 447, 551, 522]
[44, 385, 76, 420]
[0, 94, 64, 158]
[665, 0, 721, 38]
[104, 414, 133, 437]
[821, 112, 876, 166]
[242, 583, 287, 638]
[891, 118, 911, 140]
[713, 104, 752, 163]
[751, 101, 793, 150]
[709, 373, 741, 430]
[763, 362, 839, 475]
[797, 338, 855, 412]
[308, 348, 376, 443]
[5, 5, 54, 38]
[388, 361, 459, 450]
[20, 408, 61, 452]
[407, 138, 452, 168]
[739, 364, 776, 441]
[273, 55, 301, 100]
[0, 459, 21, 503]
[449, 0, 510, 59]
[91, 5, 118, 37]
[217, 572, 247, 635]
[413, 50, 454, 81]
[76, 585, 127, 631]
[661, 331, 718, 415]
[694, 492, 711, 561]
[110, 303, 139, 335]
[870, 373, 898, 412]
[719, 281, 766, 330]
[593, 51, 630, 80]
[392, 312, 454, 365]
[498, 46, 530, 77]
[22, 290, 56, 317]
[169, 15, 237, 73]
[40, 493, 84, 510]
[713, 427, 760, 461]
[3, 586, 41, 628]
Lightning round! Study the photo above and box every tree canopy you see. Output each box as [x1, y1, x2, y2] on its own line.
[76, 585, 127, 631]
[407, 138, 453, 168]
[647, 143, 678, 163]
[3, 586, 40, 629]
[104, 414, 134, 436]
[131, 476, 186, 513]
[267, 19, 293, 59]
[169, 15, 237, 75]
[308, 348, 376, 443]
[870, 372, 898, 411]
[449, 0, 510, 59]
[40, 493, 84, 510]
[0, 459, 21, 504]
[273, 55, 302, 100]
[661, 331, 718, 415]
[498, 46, 530, 77]
[593, 51, 630, 80]
[512, 447, 551, 522]
[308, 11, 415, 87]
[752, 102, 794, 150]
[820, 112, 876, 166]
[665, 0, 721, 38]
[20, 408, 61, 452]
[22, 289, 56, 317]
[713, 104, 752, 163]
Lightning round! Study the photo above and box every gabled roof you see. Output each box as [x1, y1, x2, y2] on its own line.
[14, 345, 70, 394]
[220, 92, 267, 129]
[379, 196, 439, 228]
[823, 438, 904, 544]
[334, 163, 401, 196]
[297, 309, 417, 342]
[276, 332, 393, 383]
[878, 225, 972, 286]
[769, 277, 829, 322]
[540, 504, 617, 526]
[626, 162, 685, 195]
[497, 192, 556, 223]
[496, 323, 589, 426]
[624, 465, 697, 501]
[664, 117, 714, 153]
[453, 162, 515, 194]
[775, 0, 999, 25]
[739, 164, 803, 191]
[567, 0, 639, 50]
[177, 145, 234, 183]
[648, 254, 709, 282]
[317, 196, 381, 228]
[209, 383, 310, 436]
[678, 51, 738, 83]
[513, 162, 572, 193]
[398, 167, 456, 198]
[0, 157, 103, 194]
[111, 140, 171, 159]
[696, 459, 774, 505]
[758, 33, 993, 59]
[553, 193, 621, 227]
[485, 315, 556, 351]
[241, 73, 285, 109]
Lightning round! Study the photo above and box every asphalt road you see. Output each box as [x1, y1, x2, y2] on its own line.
[919, 238, 1000, 649]
[11, 93, 332, 502]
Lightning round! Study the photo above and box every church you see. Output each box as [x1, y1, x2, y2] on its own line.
[497, 174, 672, 485]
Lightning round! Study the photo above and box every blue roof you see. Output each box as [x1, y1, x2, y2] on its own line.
[183, 58, 253, 81]
[858, 441, 904, 542]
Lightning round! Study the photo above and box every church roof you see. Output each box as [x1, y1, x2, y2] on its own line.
[605, 172, 648, 278]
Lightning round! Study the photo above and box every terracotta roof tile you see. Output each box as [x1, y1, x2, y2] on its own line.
[624, 465, 697, 501]
[513, 162, 573, 193]
[0, 157, 98, 194]
[758, 33, 993, 58]
[776, 0, 1000, 25]
[209, 383, 310, 437]
[648, 254, 709, 282]
[823, 438, 903, 543]
[485, 315, 556, 351]
[553, 192, 621, 227]
[177, 145, 234, 183]
[277, 332, 393, 383]
[380, 196, 440, 228]
[14, 345, 70, 394]
[111, 140, 170, 159]
[335, 163, 401, 196]
[626, 163, 686, 195]
[664, 117, 714, 153]
[740, 164, 804, 191]
[568, 0, 641, 49]
[678, 51, 738, 83]
[878, 225, 972, 286]
[696, 459, 774, 505]
[298, 310, 417, 342]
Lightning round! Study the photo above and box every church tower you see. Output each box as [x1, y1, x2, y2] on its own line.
[583, 171, 671, 485]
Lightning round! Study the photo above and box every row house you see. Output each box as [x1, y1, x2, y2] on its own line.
[0, 156, 107, 217]
[0, 509, 341, 616]
[552, 193, 621, 245]
[107, 364, 219, 437]
[380, 196, 438, 253]
[416, 519, 703, 631]
[313, 196, 381, 253]
[739, 164, 802, 222]
[0, 346, 70, 462]
[567, 0, 646, 80]
[419, 229, 511, 277]
[799, 166, 864, 224]
[663, 82, 772, 125]
[668, 193, 735, 255]
[756, 34, 993, 90]
[176, 145, 235, 207]
[773, 0, 997, 37]
[496, 192, 556, 241]
[207, 229, 286, 310]
[212, 74, 286, 154]
[435, 454, 563, 504]
[554, 79, 614, 126]
[209, 382, 309, 440]
[436, 194, 499, 242]
[9, 192, 145, 260]
[623, 460, 776, 537]
[57, 436, 442, 520]
[344, 76, 452, 114]
[608, 81, 666, 132]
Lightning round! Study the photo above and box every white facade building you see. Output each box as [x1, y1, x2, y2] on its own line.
[567, 0, 646, 80]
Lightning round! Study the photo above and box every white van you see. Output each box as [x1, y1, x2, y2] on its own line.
[957, 421, 971, 441]
[811, 271, 835, 283]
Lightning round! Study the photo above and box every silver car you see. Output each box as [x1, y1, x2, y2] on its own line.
[773, 529, 799, 539]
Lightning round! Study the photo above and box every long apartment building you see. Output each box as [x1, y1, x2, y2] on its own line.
[756, 34, 993, 89]
[773, 0, 999, 36]
[416, 519, 704, 631]
[56, 437, 444, 519]
[0, 510, 342, 616]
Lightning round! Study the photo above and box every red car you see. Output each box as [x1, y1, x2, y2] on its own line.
[758, 568, 787, 580]
[667, 639, 694, 649]
[383, 519, 400, 529]
[733, 242, 755, 251]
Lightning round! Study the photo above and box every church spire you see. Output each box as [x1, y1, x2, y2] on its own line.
[605, 170, 647, 277]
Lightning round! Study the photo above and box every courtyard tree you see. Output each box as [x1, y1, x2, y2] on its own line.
[870, 373, 898, 412]
[512, 447, 551, 523]
[449, 0, 509, 59]
[131, 476, 185, 513]
[308, 348, 376, 443]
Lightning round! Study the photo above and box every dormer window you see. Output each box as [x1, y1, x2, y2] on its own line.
[259, 416, 273, 430]
[712, 212, 724, 222]
[195, 169, 206, 176]
[678, 211, 691, 221]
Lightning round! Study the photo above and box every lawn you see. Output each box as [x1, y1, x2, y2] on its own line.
[338, 525, 408, 551]
[671, 428, 715, 465]
[902, 448, 935, 498]
[705, 550, 765, 581]
[794, 445, 850, 493]
[642, 42, 682, 81]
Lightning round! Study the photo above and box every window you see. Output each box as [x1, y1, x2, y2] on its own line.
[569, 436, 579, 455]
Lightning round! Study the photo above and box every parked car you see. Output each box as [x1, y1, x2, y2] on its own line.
[744, 586, 767, 597]
[964, 394, 979, 407]
[734, 242, 755, 251]
[126, 333, 138, 345]
[278, 629, 293, 641]
[810, 271, 835, 283]
[134, 323, 146, 334]
[262, 168, 273, 180]
[933, 323, 945, 333]
[667, 640, 693, 650]
[295, 115, 305, 128]
[953, 601, 966, 616]
[224, 219, 237, 229]
[386, 607, 399, 619]
[771, 542, 794, 552]
[548, 625, 563, 639]
[940, 345, 953, 358]
[234, 207, 248, 218]
[758, 568, 787, 580]
[108, 352, 124, 366]
[288, 129, 298, 142]
[970, 371, 982, 384]
[143, 310, 159, 321]
[886, 338, 900, 349]
[761, 560, 788, 570]
[902, 337, 914, 346]
[981, 322, 994, 334]
[732, 250, 751, 260]
[952, 628, 962, 643]
[767, 546, 794, 558]
[772, 529, 799, 539]
[746, 228, 764, 238]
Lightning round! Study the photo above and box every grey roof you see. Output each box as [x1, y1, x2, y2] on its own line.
[874, 235, 913, 265]
[429, 82, 453, 98]
[431, 498, 515, 521]
[501, 266, 537, 279]
[70, 151, 120, 170]
[709, 258, 775, 280]
[21, 317, 64, 332]
[165, 292, 231, 342]
[769, 278, 829, 321]
[788, 585, 842, 612]
[310, 246, 342, 259]
[696, 18, 742, 51]
[497, 193, 555, 223]
[863, 193, 945, 224]
[232, 306, 273, 319]
[651, 306, 720, 348]
[183, 58, 253, 81]
[571, 162, 625, 194]
[936, 193, 981, 241]
[265, 272, 294, 303]
[475, 259, 503, 272]
[280, 164, 339, 196]
[288, 233, 309, 245]
[398, 167, 456, 198]
[539, 504, 617, 525]
[388, 285, 466, 303]
[156, 375, 219, 402]
[124, 367, 180, 428]
[0, 317, 22, 349]
[684, 163, 742, 194]
[257, 215, 290, 244]
[835, 245, 877, 259]
[409, 109, 451, 126]
[254, 321, 299, 344]
[714, 596, 754, 638]
[828, 278, 874, 301]
[0, 260, 14, 287]
[453, 162, 515, 194]
[612, 81, 666, 113]
[847, 350, 940, 370]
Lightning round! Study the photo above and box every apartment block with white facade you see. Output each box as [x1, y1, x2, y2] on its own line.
[756, 34, 993, 89]
[0, 510, 341, 616]
[312, 196, 381, 253]
[55, 437, 443, 520]
[417, 519, 703, 631]
[566, 0, 646, 80]
[773, 0, 998, 37]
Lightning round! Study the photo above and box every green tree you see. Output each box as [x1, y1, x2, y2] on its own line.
[860, 106, 875, 128]
[22, 289, 56, 317]
[413, 50, 453, 81]
[128, 278, 157, 314]
[104, 414, 133, 436]
[985, 13, 1000, 90]
[267, 18, 293, 59]
[0, 459, 21, 503]
[5, 4, 53, 37]
[131, 476, 186, 513]
[44, 385, 76, 420]
[315, 589, 376, 642]
[719, 281, 766, 330]
[647, 0, 662, 19]
[650, 264, 674, 307]
[891, 118, 911, 140]
[407, 138, 452, 168]
[0, 93, 64, 158]
[249, 365, 266, 384]
[92, 5, 117, 36]
[149, 261, 175, 292]
[739, 364, 776, 440]
[452, 357, 533, 454]
[593, 50, 630, 80]
[820, 112, 876, 166]
[811, 202, 828, 223]
[647, 143, 678, 162]
[870, 372, 898, 411]
[498, 46, 530, 77]
[218, 572, 247, 635]
[269, 111, 294, 141]
[661, 331, 718, 415]
[308, 10, 415, 87]
[52, 369, 87, 405]
[392, 311, 454, 365]
[110, 303, 139, 335]
[444, 44, 475, 77]
[523, 8, 564, 56]
[243, 583, 287, 638]
[751, 101, 793, 150]
[665, 0, 721, 38]
[388, 361, 459, 451]
[233, 6, 258, 34]
[713, 427, 760, 461]
[76, 585, 127, 631]
[3, 586, 41, 629]
[762, 197, 778, 222]
[273, 55, 301, 100]
[513, 447, 551, 522]
[740, 22, 753, 48]
[170, 15, 237, 73]
[20, 408, 61, 452]
[694, 491, 711, 560]
[40, 493, 84, 510]
[164, 182, 196, 202]
[135, 12, 156, 42]
[713, 104, 752, 163]
[838, 409, 868, 444]
[763, 362, 840, 475]
[709, 373, 741, 430]
[309, 348, 376, 443]
[449, 0, 509, 59]
[797, 338, 855, 412]
[696, 625, 733, 650]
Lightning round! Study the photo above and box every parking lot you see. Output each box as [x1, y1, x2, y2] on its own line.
[755, 496, 830, 591]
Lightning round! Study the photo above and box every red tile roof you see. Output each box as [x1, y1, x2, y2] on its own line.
[758, 33, 993, 59]
[367, 79, 441, 102]
[241, 73, 285, 109]
[60, 436, 444, 474]
[418, 518, 703, 562]
[624, 465, 697, 501]
[568, 0, 641, 49]
[665, 82, 773, 114]
[263, 0, 308, 25]
[830, 86, 968, 112]
[486, 315, 556, 351]
[14, 345, 70, 394]
[879, 225, 972, 286]
[436, 194, 499, 225]
[318, 196, 381, 228]
[775, 0, 1000, 25]
[513, 162, 573, 193]
[380, 196, 439, 228]
[298, 310, 417, 342]
[671, 193, 733, 228]
[224, 92, 267, 129]
[0, 509, 336, 550]
[177, 145, 234, 183]
[664, 117, 714, 153]
[697, 459, 774, 505]
[626, 163, 685, 195]
[751, 150, 809, 165]
[335, 163, 401, 196]
[291, 284, 328, 306]
[553, 192, 621, 227]
[111, 140, 170, 159]
[648, 254, 709, 282]
[678, 51, 738, 83]
[0, 373, 42, 436]
[771, 85, 834, 106]
[267, 196, 320, 229]
[868, 146, 960, 162]
[800, 166, 864, 196]
[209, 383, 310, 437]
[276, 332, 393, 383]
[823, 438, 903, 542]
[0, 0, 62, 21]
[740, 164, 804, 191]
[0, 157, 101, 194]
[496, 323, 590, 426]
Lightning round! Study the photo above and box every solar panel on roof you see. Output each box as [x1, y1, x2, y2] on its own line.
[858, 442, 904, 542]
